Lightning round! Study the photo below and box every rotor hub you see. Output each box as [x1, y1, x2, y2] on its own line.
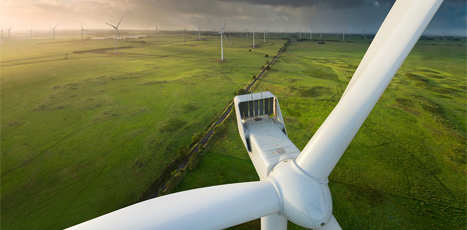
[268, 159, 332, 229]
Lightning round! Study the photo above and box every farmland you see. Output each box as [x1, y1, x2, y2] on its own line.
[1, 31, 285, 229]
[174, 37, 466, 229]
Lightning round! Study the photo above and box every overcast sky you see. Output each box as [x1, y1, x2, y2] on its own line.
[1, 0, 465, 36]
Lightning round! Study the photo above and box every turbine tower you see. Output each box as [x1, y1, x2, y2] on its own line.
[50, 24, 57, 40]
[213, 18, 229, 61]
[68, 0, 443, 229]
[30, 28, 33, 39]
[263, 29, 266, 43]
[198, 26, 201, 41]
[106, 16, 123, 54]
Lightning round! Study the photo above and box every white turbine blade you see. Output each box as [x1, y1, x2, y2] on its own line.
[223, 33, 230, 47]
[80, 22, 83, 30]
[320, 215, 342, 230]
[295, 0, 443, 180]
[117, 16, 123, 28]
[106, 23, 117, 29]
[67, 181, 280, 230]
[222, 18, 226, 33]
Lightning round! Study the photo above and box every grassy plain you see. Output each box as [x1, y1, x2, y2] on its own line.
[175, 36, 467, 229]
[1, 31, 284, 229]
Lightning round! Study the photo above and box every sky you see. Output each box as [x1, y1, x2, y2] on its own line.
[0, 0, 465, 36]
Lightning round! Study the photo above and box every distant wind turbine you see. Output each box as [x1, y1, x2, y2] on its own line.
[310, 29, 312, 39]
[213, 18, 229, 61]
[30, 28, 33, 39]
[106, 16, 123, 54]
[7, 27, 11, 39]
[342, 30, 345, 40]
[80, 23, 86, 44]
[253, 26, 255, 48]
[155, 25, 158, 41]
[50, 24, 57, 39]
[198, 26, 201, 41]
[184, 26, 187, 45]
[263, 29, 266, 43]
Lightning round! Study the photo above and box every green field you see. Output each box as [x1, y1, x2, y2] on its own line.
[174, 37, 467, 229]
[1, 31, 285, 229]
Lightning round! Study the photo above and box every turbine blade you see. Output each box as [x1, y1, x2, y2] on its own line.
[320, 215, 342, 230]
[117, 16, 123, 28]
[295, 0, 443, 180]
[222, 18, 226, 33]
[106, 23, 117, 29]
[80, 22, 83, 30]
[67, 181, 280, 230]
[224, 33, 230, 47]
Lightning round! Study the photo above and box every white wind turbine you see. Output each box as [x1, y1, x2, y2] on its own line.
[106, 16, 123, 54]
[183, 26, 186, 44]
[80, 23, 86, 44]
[30, 28, 33, 39]
[253, 26, 256, 48]
[198, 25, 201, 40]
[50, 24, 57, 39]
[264, 29, 266, 43]
[213, 19, 229, 61]
[155, 25, 158, 41]
[68, 0, 443, 229]
[7, 27, 11, 39]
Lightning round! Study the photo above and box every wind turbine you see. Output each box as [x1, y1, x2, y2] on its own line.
[198, 25, 201, 41]
[155, 25, 158, 41]
[30, 28, 33, 39]
[68, 0, 442, 229]
[80, 23, 85, 44]
[253, 26, 255, 48]
[213, 18, 229, 61]
[342, 30, 345, 40]
[106, 16, 123, 54]
[264, 29, 266, 43]
[50, 24, 57, 40]
[7, 27, 11, 39]
[183, 26, 187, 45]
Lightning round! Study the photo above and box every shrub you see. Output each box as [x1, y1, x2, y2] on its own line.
[266, 61, 269, 64]
[235, 88, 245, 95]
[266, 66, 270, 70]
[249, 49, 252, 52]
[252, 75, 256, 79]
[178, 146, 190, 158]
[191, 132, 203, 144]
[265, 54, 269, 57]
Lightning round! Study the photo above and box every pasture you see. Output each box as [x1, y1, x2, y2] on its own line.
[1, 31, 284, 229]
[174, 37, 466, 229]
